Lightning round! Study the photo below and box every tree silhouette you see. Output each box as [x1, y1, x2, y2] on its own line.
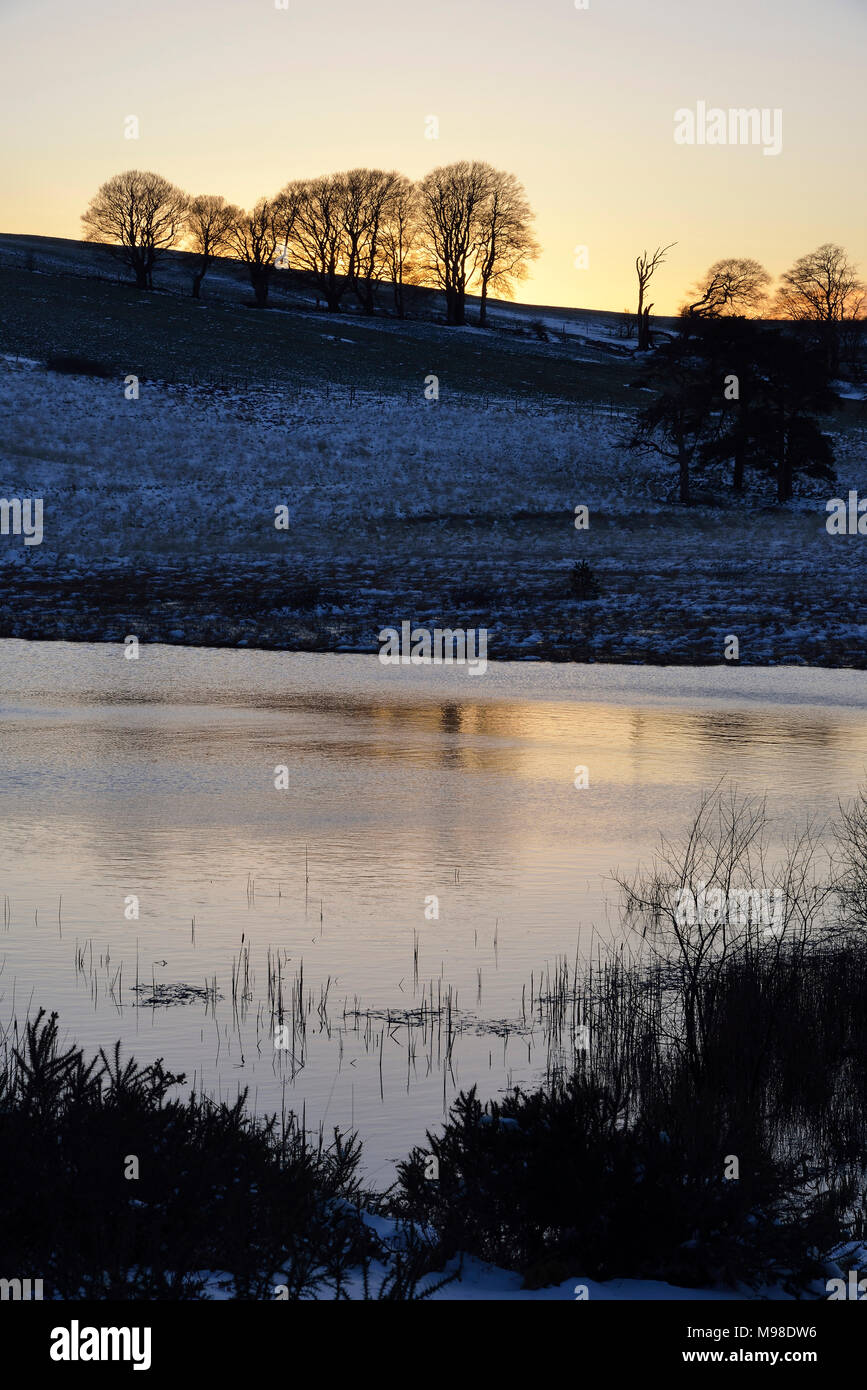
[635, 243, 675, 350]
[634, 318, 836, 504]
[226, 200, 281, 307]
[472, 169, 539, 327]
[282, 175, 348, 312]
[681, 258, 771, 319]
[342, 168, 405, 314]
[380, 177, 420, 320]
[737, 329, 836, 503]
[630, 324, 715, 503]
[773, 244, 865, 373]
[185, 195, 238, 299]
[417, 161, 492, 326]
[81, 170, 188, 289]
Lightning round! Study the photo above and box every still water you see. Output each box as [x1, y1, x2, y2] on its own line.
[1, 641, 866, 1180]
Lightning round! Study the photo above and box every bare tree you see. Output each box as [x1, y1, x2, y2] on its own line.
[185, 195, 238, 299]
[270, 183, 304, 274]
[417, 160, 493, 326]
[337, 169, 367, 300]
[473, 170, 539, 327]
[773, 243, 865, 373]
[341, 168, 404, 314]
[635, 242, 676, 350]
[681, 257, 771, 319]
[618, 786, 835, 1083]
[774, 243, 865, 324]
[226, 199, 281, 307]
[81, 170, 188, 289]
[284, 175, 348, 312]
[380, 176, 419, 319]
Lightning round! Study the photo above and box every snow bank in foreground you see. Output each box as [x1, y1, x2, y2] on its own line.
[194, 1214, 865, 1301]
[196, 1254, 795, 1301]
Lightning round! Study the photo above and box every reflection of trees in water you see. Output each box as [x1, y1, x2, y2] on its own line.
[288, 694, 863, 761]
[626, 705, 846, 753]
[347, 697, 867, 790]
[692, 711, 837, 750]
[438, 702, 463, 735]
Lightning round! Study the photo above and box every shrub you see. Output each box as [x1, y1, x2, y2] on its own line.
[0, 1011, 375, 1298]
[569, 559, 601, 599]
[395, 1078, 838, 1292]
[46, 354, 116, 379]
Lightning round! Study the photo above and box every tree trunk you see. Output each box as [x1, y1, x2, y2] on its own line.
[733, 434, 745, 491]
[638, 305, 652, 352]
[251, 269, 269, 307]
[140, 248, 156, 291]
[678, 439, 690, 504]
[478, 280, 488, 328]
[191, 271, 205, 299]
[826, 321, 839, 377]
[777, 453, 791, 503]
[776, 415, 790, 502]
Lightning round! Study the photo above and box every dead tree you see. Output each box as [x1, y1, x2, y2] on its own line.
[635, 243, 675, 351]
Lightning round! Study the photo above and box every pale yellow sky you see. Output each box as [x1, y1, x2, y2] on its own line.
[1, 0, 864, 314]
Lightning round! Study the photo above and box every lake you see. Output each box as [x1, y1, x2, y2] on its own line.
[2, 640, 866, 1181]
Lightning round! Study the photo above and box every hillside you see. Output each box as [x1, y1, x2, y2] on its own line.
[1, 243, 865, 665]
[0, 232, 673, 403]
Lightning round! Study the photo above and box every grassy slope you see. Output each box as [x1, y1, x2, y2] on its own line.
[0, 240, 639, 405]
[1, 248, 866, 664]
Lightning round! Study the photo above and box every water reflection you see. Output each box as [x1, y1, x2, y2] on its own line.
[2, 642, 867, 1172]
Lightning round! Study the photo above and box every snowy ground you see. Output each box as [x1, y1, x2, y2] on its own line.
[2, 354, 866, 664]
[194, 1215, 867, 1300]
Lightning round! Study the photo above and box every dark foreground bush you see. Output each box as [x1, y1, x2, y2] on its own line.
[0, 1011, 396, 1299]
[396, 1077, 840, 1294]
[45, 354, 116, 378]
[569, 559, 601, 599]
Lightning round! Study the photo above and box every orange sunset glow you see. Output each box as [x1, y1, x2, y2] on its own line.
[1, 0, 865, 313]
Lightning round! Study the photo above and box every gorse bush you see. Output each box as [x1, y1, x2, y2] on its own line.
[0, 1010, 380, 1299]
[569, 559, 601, 599]
[45, 353, 116, 378]
[396, 1075, 840, 1293]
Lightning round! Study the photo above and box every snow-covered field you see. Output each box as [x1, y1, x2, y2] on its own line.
[2, 355, 866, 663]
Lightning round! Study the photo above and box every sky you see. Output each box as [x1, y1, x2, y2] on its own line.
[1, 0, 865, 314]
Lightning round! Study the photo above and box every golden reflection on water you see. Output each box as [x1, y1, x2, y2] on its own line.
[3, 647, 867, 1174]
